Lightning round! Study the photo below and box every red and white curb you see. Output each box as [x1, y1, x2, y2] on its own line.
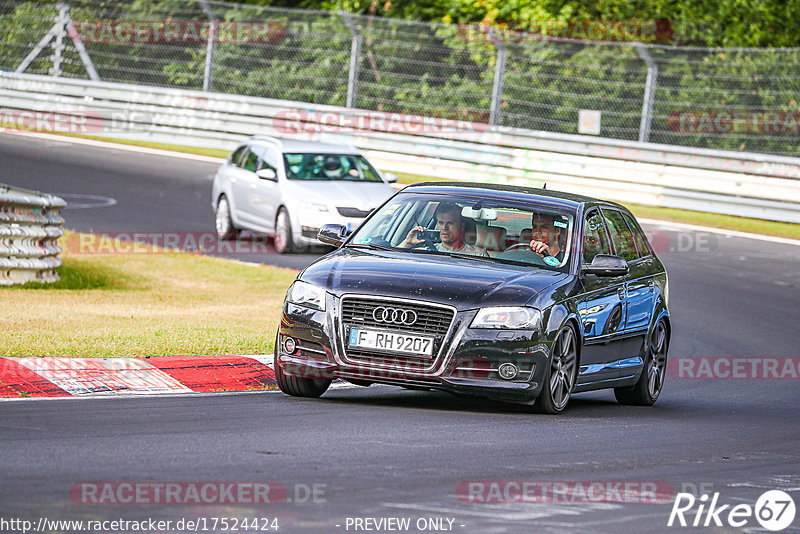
[0, 355, 277, 398]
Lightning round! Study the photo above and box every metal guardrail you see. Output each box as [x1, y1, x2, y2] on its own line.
[2, 72, 800, 223]
[0, 183, 65, 285]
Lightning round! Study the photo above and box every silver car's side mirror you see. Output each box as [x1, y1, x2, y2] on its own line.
[256, 168, 277, 181]
[383, 172, 398, 183]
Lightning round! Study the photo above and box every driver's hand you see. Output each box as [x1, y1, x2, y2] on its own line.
[400, 226, 425, 248]
[529, 239, 551, 255]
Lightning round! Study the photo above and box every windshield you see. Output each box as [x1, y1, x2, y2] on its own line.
[347, 192, 575, 271]
[283, 153, 383, 182]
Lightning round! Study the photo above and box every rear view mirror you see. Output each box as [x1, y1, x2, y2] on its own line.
[318, 224, 348, 247]
[256, 168, 277, 181]
[581, 254, 629, 277]
[461, 207, 498, 221]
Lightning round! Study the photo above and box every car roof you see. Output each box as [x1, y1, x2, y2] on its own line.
[248, 135, 363, 155]
[403, 182, 628, 212]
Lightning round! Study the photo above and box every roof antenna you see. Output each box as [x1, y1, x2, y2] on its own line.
[542, 183, 547, 189]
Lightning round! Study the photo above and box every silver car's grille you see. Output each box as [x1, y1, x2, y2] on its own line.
[336, 207, 372, 218]
[340, 297, 455, 369]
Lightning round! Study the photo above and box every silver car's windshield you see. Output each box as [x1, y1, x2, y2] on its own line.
[284, 153, 383, 182]
[348, 193, 575, 271]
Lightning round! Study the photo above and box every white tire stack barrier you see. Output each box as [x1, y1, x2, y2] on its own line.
[0, 184, 65, 285]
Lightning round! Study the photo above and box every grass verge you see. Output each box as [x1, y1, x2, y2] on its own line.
[1, 232, 297, 357]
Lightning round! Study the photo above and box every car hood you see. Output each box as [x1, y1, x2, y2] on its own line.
[300, 247, 570, 310]
[284, 180, 395, 210]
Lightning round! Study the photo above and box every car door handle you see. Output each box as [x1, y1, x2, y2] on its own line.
[250, 184, 257, 189]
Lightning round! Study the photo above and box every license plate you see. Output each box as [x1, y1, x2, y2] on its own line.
[348, 328, 434, 357]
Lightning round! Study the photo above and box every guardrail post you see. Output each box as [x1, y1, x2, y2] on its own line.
[489, 28, 507, 127]
[198, 0, 217, 92]
[340, 12, 362, 108]
[635, 43, 658, 143]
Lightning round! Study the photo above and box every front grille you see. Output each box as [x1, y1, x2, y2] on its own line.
[336, 207, 372, 218]
[340, 297, 455, 369]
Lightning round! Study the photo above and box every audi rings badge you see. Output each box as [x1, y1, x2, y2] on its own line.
[372, 306, 418, 326]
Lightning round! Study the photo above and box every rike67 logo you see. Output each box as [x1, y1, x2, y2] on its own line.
[668, 490, 796, 531]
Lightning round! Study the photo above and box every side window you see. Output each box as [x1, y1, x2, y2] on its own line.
[257, 147, 279, 172]
[603, 209, 638, 262]
[241, 147, 260, 172]
[583, 210, 612, 264]
[621, 211, 652, 256]
[230, 145, 247, 167]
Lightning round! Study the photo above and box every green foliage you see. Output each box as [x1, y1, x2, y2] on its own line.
[2, 0, 797, 155]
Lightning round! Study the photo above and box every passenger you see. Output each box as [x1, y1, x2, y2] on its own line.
[529, 212, 565, 262]
[400, 202, 489, 257]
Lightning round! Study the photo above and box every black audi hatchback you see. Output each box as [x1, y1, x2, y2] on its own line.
[275, 182, 670, 413]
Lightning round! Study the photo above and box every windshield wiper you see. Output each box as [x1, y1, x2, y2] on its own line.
[347, 243, 396, 252]
[448, 252, 498, 263]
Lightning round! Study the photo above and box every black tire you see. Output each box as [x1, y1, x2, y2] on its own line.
[273, 337, 331, 398]
[274, 207, 294, 254]
[532, 323, 578, 414]
[215, 195, 239, 241]
[615, 318, 669, 406]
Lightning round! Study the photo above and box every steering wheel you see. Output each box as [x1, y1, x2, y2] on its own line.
[503, 243, 535, 253]
[497, 243, 551, 265]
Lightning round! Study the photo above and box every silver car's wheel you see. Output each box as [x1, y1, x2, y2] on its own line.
[615, 318, 669, 406]
[215, 195, 238, 240]
[533, 324, 577, 414]
[274, 207, 294, 254]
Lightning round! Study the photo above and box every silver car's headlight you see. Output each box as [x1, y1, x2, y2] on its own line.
[471, 307, 542, 329]
[286, 281, 327, 311]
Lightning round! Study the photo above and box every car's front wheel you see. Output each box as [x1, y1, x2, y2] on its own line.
[615, 318, 668, 406]
[273, 334, 331, 397]
[274, 207, 294, 254]
[533, 323, 578, 414]
[215, 195, 239, 241]
[274, 360, 332, 397]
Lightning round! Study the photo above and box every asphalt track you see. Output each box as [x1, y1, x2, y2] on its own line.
[1, 133, 799, 533]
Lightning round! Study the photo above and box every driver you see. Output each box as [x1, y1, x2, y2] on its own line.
[529, 212, 565, 262]
[400, 202, 488, 257]
[321, 155, 345, 179]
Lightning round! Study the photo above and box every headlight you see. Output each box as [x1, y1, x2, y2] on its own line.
[301, 201, 329, 212]
[286, 281, 327, 311]
[471, 307, 541, 330]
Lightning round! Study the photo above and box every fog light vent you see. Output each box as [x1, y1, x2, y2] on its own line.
[498, 362, 519, 380]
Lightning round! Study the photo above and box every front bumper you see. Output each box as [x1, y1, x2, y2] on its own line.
[275, 298, 552, 405]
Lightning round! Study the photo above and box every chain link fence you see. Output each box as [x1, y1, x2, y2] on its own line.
[1, 0, 799, 156]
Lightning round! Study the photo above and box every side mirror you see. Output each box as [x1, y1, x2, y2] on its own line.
[318, 224, 348, 247]
[256, 168, 277, 181]
[581, 254, 629, 277]
[383, 172, 398, 183]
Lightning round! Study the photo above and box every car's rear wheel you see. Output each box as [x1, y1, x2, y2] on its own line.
[215, 195, 238, 240]
[533, 323, 577, 414]
[615, 318, 668, 406]
[274, 207, 294, 254]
